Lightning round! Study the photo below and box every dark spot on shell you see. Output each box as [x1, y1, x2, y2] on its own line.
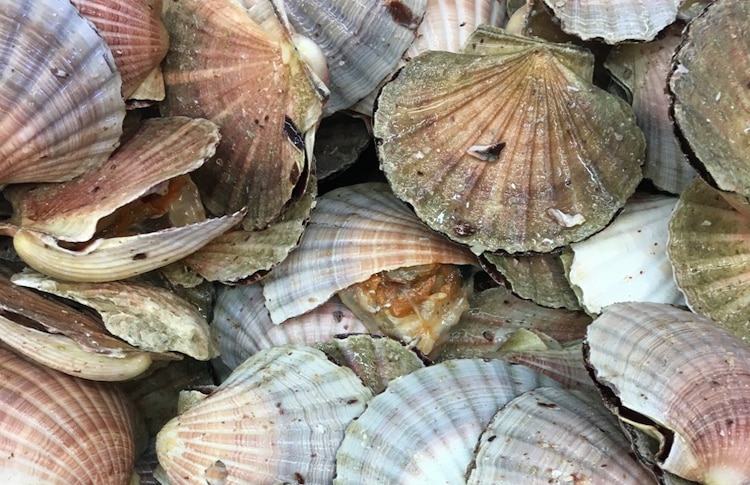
[294, 472, 305, 484]
[537, 401, 557, 409]
[346, 398, 359, 405]
[284, 116, 305, 151]
[727, 418, 735, 426]
[453, 222, 477, 237]
[487, 435, 497, 442]
[332, 310, 344, 323]
[132, 253, 147, 260]
[383, 0, 420, 29]
[482, 330, 494, 341]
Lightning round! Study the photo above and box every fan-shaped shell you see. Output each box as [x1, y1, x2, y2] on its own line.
[261, 182, 477, 324]
[376, 29, 644, 254]
[669, 0, 750, 197]
[156, 345, 372, 484]
[0, 0, 125, 184]
[334, 358, 560, 484]
[467, 387, 658, 484]
[585, 302, 750, 484]
[0, 347, 138, 484]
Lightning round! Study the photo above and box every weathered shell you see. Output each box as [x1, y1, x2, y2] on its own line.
[376, 28, 644, 254]
[0, 0, 125, 184]
[156, 345, 372, 484]
[0, 347, 139, 484]
[334, 358, 560, 484]
[667, 177, 750, 341]
[669, 0, 750, 197]
[541, 0, 681, 44]
[563, 194, 685, 315]
[585, 302, 750, 484]
[70, 0, 170, 99]
[261, 182, 478, 323]
[467, 387, 659, 484]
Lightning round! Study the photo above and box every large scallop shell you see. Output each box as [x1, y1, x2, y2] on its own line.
[334, 358, 560, 483]
[585, 302, 750, 484]
[0, 0, 125, 184]
[261, 182, 478, 324]
[467, 387, 658, 484]
[0, 347, 139, 484]
[156, 345, 372, 484]
[376, 28, 644, 254]
[669, 0, 750, 197]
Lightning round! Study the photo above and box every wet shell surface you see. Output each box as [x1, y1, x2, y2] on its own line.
[585, 302, 750, 484]
[261, 182, 477, 324]
[0, 347, 138, 484]
[667, 177, 750, 340]
[541, 0, 681, 44]
[467, 387, 658, 484]
[156, 345, 372, 484]
[0, 0, 125, 184]
[376, 28, 644, 254]
[334, 358, 560, 484]
[669, 0, 750, 197]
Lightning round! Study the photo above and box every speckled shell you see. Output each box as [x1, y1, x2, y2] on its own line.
[334, 358, 560, 484]
[585, 302, 750, 484]
[468, 387, 658, 484]
[667, 177, 750, 341]
[261, 182, 478, 324]
[669, 0, 750, 197]
[0, 347, 138, 484]
[541, 0, 681, 44]
[376, 28, 644, 254]
[0, 0, 125, 184]
[70, 0, 169, 99]
[156, 345, 372, 484]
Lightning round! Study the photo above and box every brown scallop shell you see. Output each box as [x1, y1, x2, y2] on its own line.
[376, 28, 644, 254]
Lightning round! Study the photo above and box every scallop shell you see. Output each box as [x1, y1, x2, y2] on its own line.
[156, 345, 372, 484]
[669, 0, 750, 197]
[541, 0, 681, 44]
[0, 0, 125, 184]
[563, 194, 685, 315]
[261, 182, 478, 324]
[70, 0, 170, 99]
[0, 347, 139, 484]
[667, 177, 750, 340]
[467, 387, 659, 484]
[585, 302, 750, 484]
[605, 23, 697, 194]
[279, 0, 427, 115]
[212, 282, 370, 372]
[334, 358, 560, 484]
[376, 28, 644, 254]
[161, 0, 325, 229]
[504, 343, 595, 391]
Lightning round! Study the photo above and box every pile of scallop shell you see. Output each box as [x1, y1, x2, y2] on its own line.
[0, 0, 749, 484]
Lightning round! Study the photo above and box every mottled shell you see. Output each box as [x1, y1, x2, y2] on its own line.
[376, 28, 644, 254]
[261, 182, 478, 324]
[585, 302, 750, 484]
[467, 387, 658, 484]
[0, 0, 125, 184]
[669, 0, 750, 197]
[0, 347, 139, 484]
[334, 358, 560, 483]
[156, 345, 372, 484]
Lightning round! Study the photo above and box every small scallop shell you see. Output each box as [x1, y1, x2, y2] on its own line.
[467, 387, 659, 484]
[334, 358, 560, 484]
[376, 28, 644, 254]
[0, 347, 139, 484]
[0, 0, 125, 184]
[669, 0, 750, 197]
[156, 345, 372, 484]
[563, 194, 685, 315]
[667, 177, 750, 340]
[70, 0, 170, 99]
[585, 302, 750, 484]
[504, 343, 595, 391]
[261, 182, 478, 324]
[541, 0, 681, 44]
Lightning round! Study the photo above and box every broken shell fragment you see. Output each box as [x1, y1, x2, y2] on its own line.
[376, 28, 644, 254]
[0, 0, 125, 184]
[156, 345, 372, 484]
[585, 302, 750, 484]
